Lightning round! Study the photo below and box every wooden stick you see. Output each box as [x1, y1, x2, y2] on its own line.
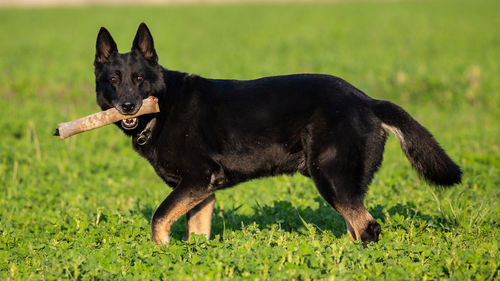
[55, 96, 160, 140]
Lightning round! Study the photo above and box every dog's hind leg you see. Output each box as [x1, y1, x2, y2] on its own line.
[186, 194, 216, 240]
[310, 166, 381, 246]
[336, 201, 381, 245]
[345, 220, 356, 240]
[306, 127, 384, 246]
[150, 178, 215, 246]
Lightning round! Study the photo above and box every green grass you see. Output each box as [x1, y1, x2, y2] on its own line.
[1, 0, 499, 279]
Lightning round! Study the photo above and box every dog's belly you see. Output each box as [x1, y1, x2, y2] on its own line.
[213, 144, 306, 184]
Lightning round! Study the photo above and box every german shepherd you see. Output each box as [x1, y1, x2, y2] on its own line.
[93, 23, 461, 246]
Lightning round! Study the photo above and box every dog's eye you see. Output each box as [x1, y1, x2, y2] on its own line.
[137, 76, 144, 82]
[110, 77, 118, 83]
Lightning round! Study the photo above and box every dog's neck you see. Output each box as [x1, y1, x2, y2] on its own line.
[134, 117, 157, 146]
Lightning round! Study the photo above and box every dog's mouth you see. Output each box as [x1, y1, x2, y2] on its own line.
[121, 118, 138, 130]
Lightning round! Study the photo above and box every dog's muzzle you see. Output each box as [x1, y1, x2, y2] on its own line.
[116, 99, 143, 130]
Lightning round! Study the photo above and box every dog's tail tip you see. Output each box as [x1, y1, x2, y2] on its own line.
[426, 163, 463, 187]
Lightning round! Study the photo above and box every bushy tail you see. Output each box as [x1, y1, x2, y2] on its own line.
[371, 100, 462, 186]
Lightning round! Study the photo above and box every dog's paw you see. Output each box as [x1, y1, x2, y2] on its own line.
[151, 233, 170, 246]
[360, 221, 381, 247]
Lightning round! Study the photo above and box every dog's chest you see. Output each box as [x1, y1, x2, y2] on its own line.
[132, 138, 183, 187]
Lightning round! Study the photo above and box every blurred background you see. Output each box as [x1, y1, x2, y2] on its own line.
[3, 0, 348, 5]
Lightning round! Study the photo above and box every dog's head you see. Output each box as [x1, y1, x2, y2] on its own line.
[94, 23, 165, 129]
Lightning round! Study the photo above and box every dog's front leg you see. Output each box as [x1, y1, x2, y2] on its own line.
[186, 194, 215, 240]
[150, 179, 214, 246]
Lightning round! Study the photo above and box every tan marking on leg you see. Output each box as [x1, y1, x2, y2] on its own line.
[151, 185, 214, 246]
[337, 204, 374, 241]
[187, 194, 215, 240]
[151, 199, 203, 245]
[345, 220, 356, 240]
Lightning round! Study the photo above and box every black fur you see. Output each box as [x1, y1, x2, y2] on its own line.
[371, 101, 462, 186]
[93, 23, 462, 244]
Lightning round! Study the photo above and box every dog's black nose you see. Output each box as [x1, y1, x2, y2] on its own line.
[120, 100, 136, 114]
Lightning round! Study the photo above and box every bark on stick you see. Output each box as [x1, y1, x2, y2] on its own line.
[55, 96, 159, 140]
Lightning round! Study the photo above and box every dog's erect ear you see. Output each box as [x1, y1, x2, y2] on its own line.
[95, 27, 118, 65]
[132, 22, 158, 64]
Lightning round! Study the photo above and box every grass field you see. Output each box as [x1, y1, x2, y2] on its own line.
[1, 0, 499, 279]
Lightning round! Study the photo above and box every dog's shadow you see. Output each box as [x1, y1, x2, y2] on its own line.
[139, 198, 454, 241]
[210, 198, 347, 238]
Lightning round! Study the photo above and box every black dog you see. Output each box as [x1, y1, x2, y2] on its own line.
[93, 23, 461, 246]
